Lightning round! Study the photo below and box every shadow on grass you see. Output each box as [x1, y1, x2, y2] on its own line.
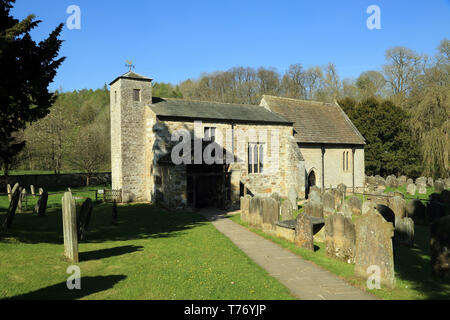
[79, 245, 144, 262]
[5, 275, 126, 300]
[0, 203, 209, 244]
[393, 225, 450, 300]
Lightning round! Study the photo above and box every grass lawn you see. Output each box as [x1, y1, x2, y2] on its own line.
[230, 184, 450, 300]
[0, 187, 295, 300]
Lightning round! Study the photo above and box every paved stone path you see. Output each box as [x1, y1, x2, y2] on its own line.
[199, 208, 378, 300]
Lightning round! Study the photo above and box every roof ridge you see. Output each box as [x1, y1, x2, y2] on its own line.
[262, 95, 336, 107]
[160, 97, 260, 108]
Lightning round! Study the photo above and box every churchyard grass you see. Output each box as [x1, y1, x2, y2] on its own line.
[0, 186, 295, 300]
[230, 192, 450, 300]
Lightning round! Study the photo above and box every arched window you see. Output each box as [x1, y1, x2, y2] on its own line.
[248, 143, 264, 174]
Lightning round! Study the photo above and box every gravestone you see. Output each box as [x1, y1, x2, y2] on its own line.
[406, 199, 426, 225]
[415, 177, 427, 188]
[354, 207, 395, 288]
[249, 196, 264, 229]
[240, 195, 251, 223]
[112, 200, 118, 225]
[347, 196, 362, 216]
[2, 184, 20, 229]
[338, 202, 353, 219]
[376, 204, 395, 226]
[426, 202, 445, 224]
[288, 187, 298, 210]
[434, 181, 445, 193]
[393, 191, 404, 199]
[418, 185, 427, 195]
[308, 189, 322, 204]
[325, 212, 356, 263]
[406, 184, 417, 196]
[77, 198, 93, 241]
[62, 192, 78, 263]
[331, 188, 344, 210]
[406, 178, 413, 186]
[375, 175, 386, 186]
[17, 187, 25, 212]
[323, 191, 335, 216]
[270, 192, 281, 204]
[280, 199, 293, 221]
[294, 212, 314, 251]
[394, 217, 414, 247]
[304, 200, 324, 219]
[337, 183, 347, 197]
[430, 215, 450, 278]
[389, 196, 406, 221]
[398, 176, 407, 186]
[7, 184, 12, 202]
[261, 197, 279, 233]
[30, 185, 35, 197]
[386, 175, 398, 188]
[38, 188, 44, 195]
[427, 177, 434, 188]
[34, 191, 49, 216]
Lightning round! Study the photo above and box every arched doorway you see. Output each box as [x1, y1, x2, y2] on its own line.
[306, 169, 316, 199]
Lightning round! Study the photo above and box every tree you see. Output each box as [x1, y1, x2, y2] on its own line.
[339, 97, 422, 177]
[0, 0, 65, 174]
[356, 70, 386, 99]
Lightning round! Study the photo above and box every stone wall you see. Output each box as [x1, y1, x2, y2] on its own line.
[0, 173, 111, 190]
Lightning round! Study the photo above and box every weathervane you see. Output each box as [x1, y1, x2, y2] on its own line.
[125, 60, 135, 72]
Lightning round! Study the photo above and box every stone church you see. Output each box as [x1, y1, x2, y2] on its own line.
[110, 71, 365, 210]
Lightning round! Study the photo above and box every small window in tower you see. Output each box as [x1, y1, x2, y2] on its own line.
[114, 91, 117, 105]
[133, 89, 141, 102]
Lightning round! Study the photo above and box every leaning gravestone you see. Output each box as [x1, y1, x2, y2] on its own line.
[406, 184, 417, 196]
[294, 212, 314, 251]
[34, 191, 48, 216]
[288, 187, 298, 210]
[280, 199, 293, 221]
[30, 185, 35, 198]
[77, 198, 94, 241]
[406, 199, 426, 225]
[430, 215, 450, 278]
[2, 184, 20, 229]
[426, 201, 445, 224]
[347, 196, 362, 216]
[394, 217, 414, 247]
[62, 192, 79, 263]
[323, 191, 335, 216]
[325, 212, 356, 263]
[261, 197, 279, 233]
[354, 207, 395, 288]
[304, 200, 323, 219]
[17, 187, 25, 212]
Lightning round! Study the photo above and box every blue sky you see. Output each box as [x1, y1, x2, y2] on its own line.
[10, 0, 450, 92]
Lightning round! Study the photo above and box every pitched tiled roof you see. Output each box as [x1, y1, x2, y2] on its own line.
[149, 97, 293, 125]
[261, 95, 365, 145]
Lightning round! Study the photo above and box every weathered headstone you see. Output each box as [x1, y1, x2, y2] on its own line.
[2, 184, 20, 229]
[418, 185, 427, 194]
[415, 177, 427, 188]
[304, 200, 324, 219]
[34, 191, 48, 216]
[406, 178, 413, 186]
[308, 189, 322, 204]
[280, 199, 293, 221]
[398, 176, 407, 186]
[406, 183, 416, 196]
[406, 199, 426, 225]
[354, 207, 395, 288]
[386, 175, 398, 188]
[362, 200, 376, 215]
[261, 197, 279, 233]
[38, 188, 44, 195]
[434, 181, 445, 193]
[394, 217, 414, 247]
[249, 196, 264, 229]
[270, 192, 281, 204]
[323, 191, 335, 216]
[325, 212, 356, 263]
[426, 201, 445, 224]
[62, 192, 78, 263]
[240, 195, 251, 222]
[331, 188, 344, 210]
[389, 196, 406, 221]
[337, 183, 347, 197]
[430, 215, 450, 278]
[427, 177, 434, 188]
[77, 198, 93, 241]
[347, 196, 362, 216]
[294, 212, 314, 251]
[30, 185, 35, 197]
[288, 187, 298, 210]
